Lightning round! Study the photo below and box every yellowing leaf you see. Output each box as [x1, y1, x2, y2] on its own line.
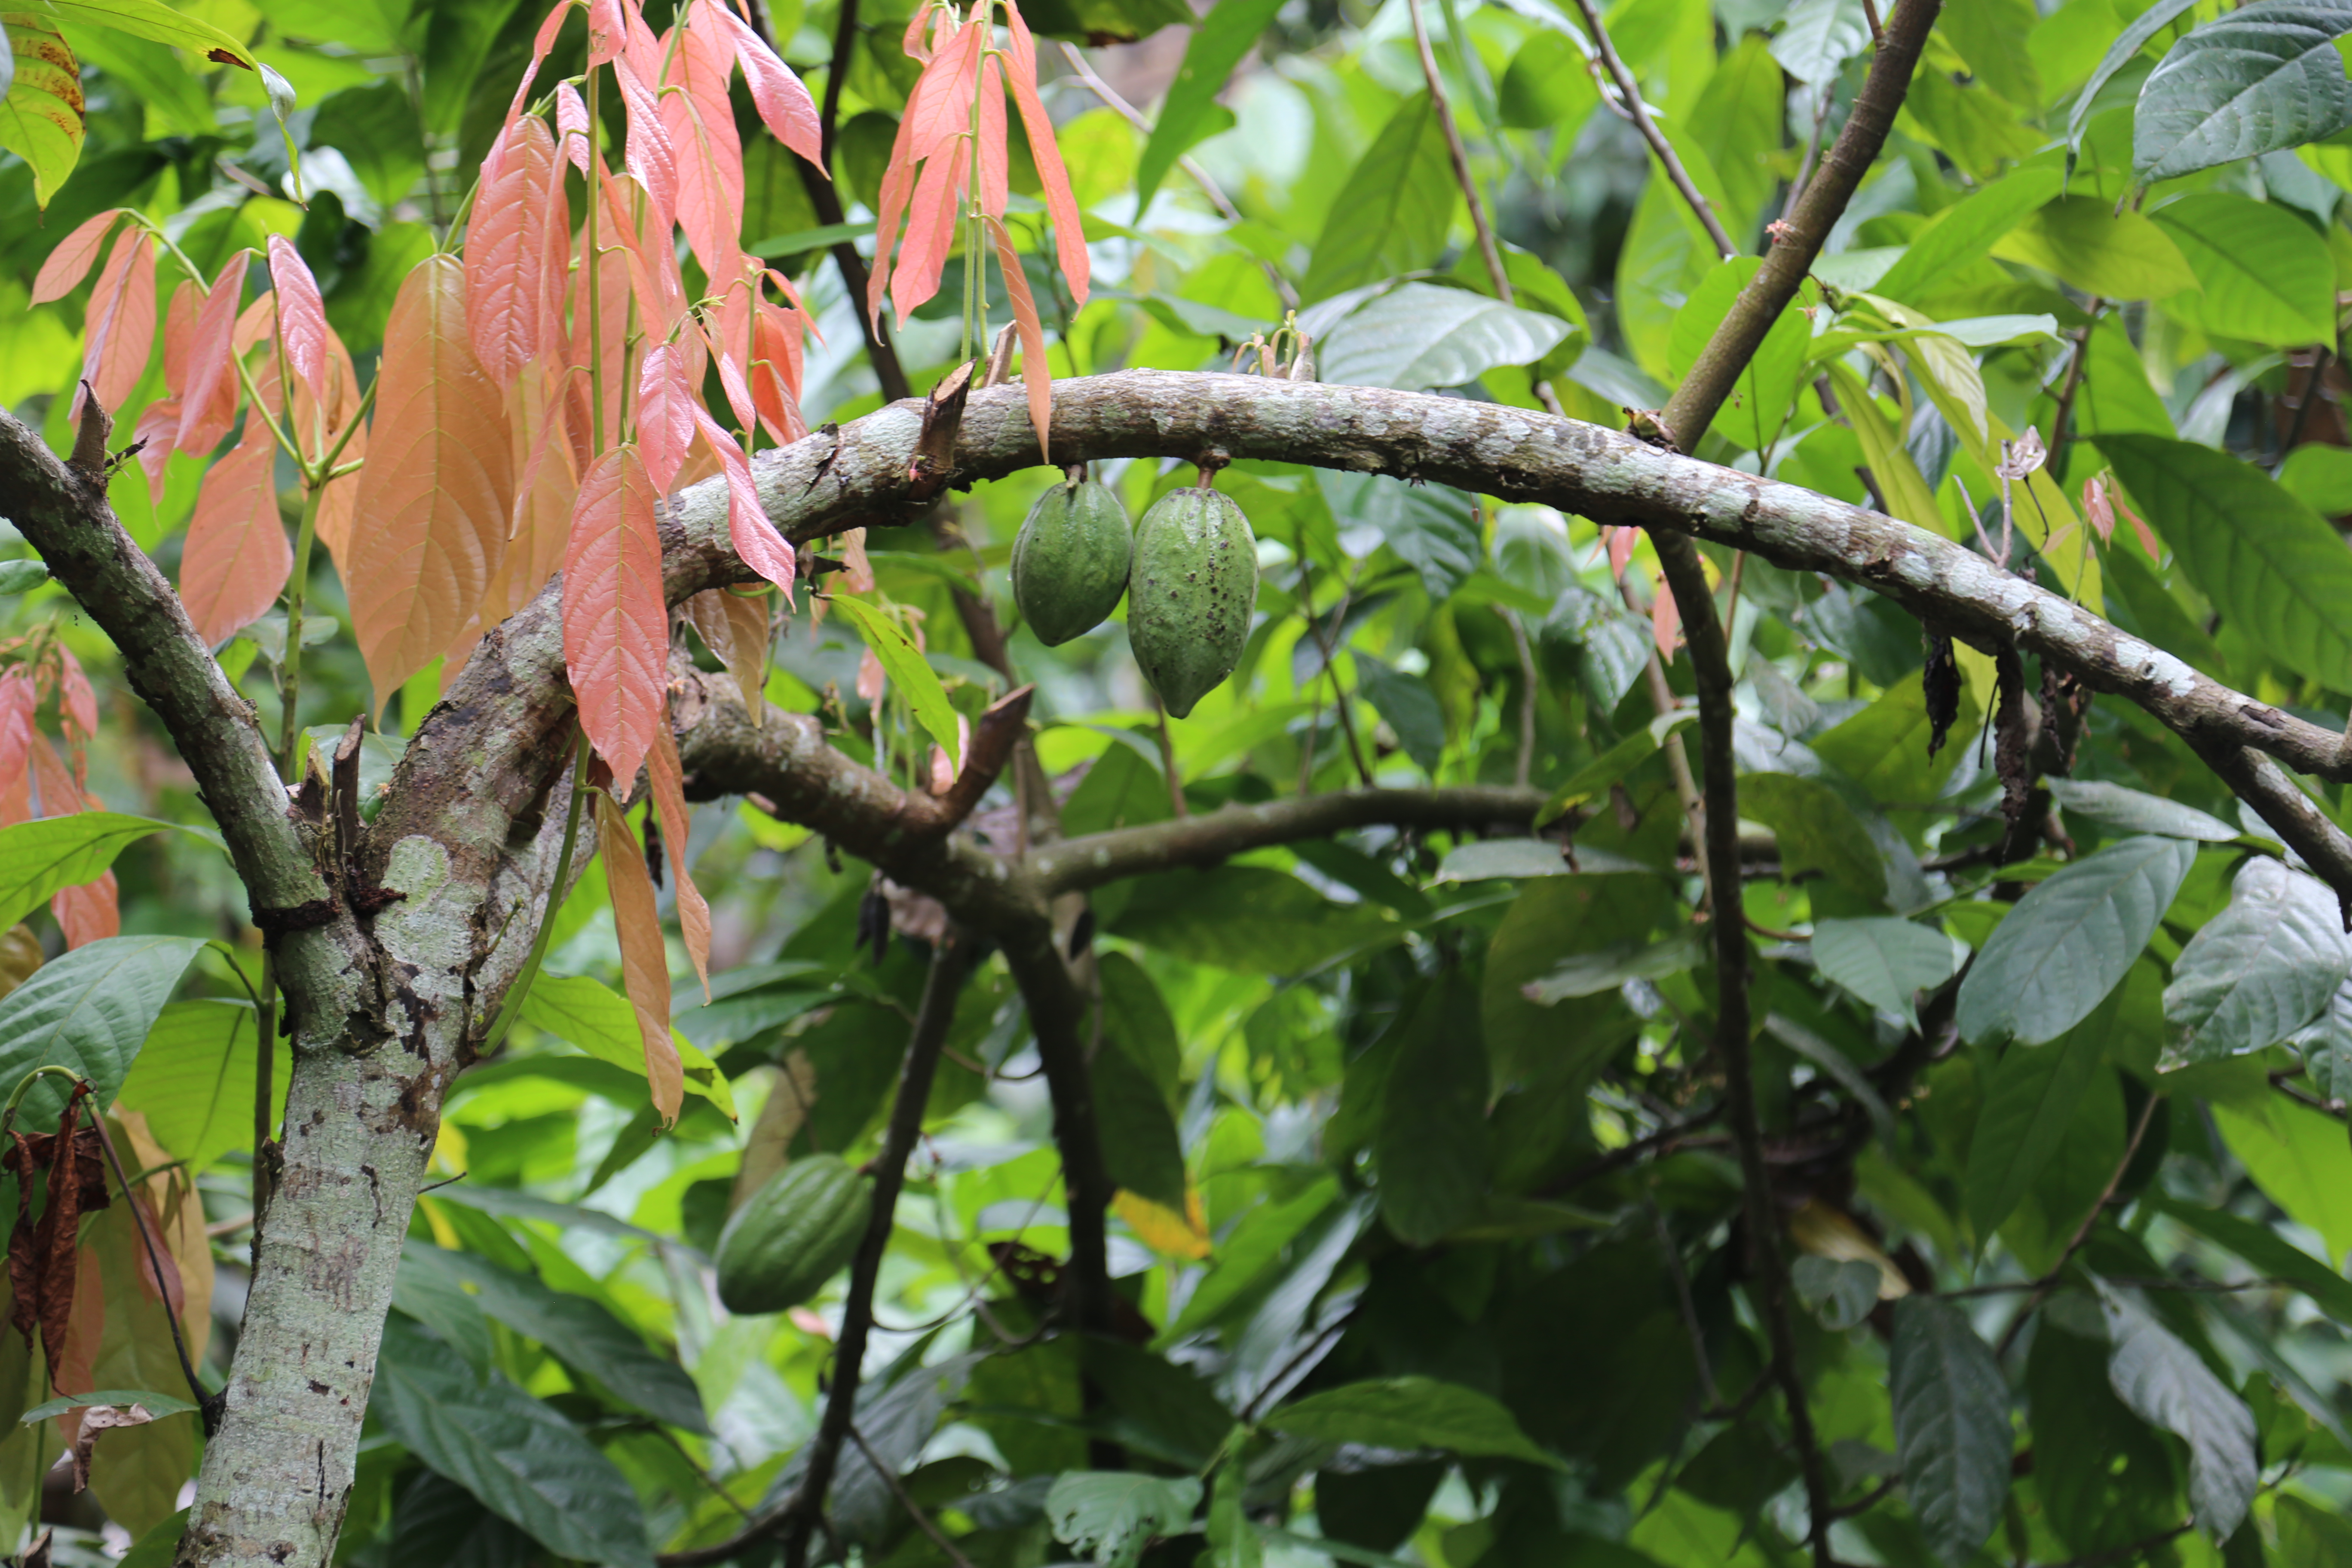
[1116, 1188, 1210, 1261]
[0, 17, 83, 208]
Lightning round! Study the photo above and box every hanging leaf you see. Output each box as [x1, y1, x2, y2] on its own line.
[2163, 855, 2349, 1065]
[827, 592, 961, 770]
[1268, 1377, 1558, 1466]
[563, 447, 667, 787]
[985, 213, 1054, 459]
[180, 413, 290, 648]
[175, 250, 249, 459]
[2097, 1283, 2259, 1541]
[79, 222, 155, 413]
[347, 255, 516, 705]
[2135, 0, 2352, 183]
[1889, 1298, 2012, 1564]
[711, 3, 821, 163]
[114, 999, 286, 1175]
[464, 116, 560, 389]
[0, 935, 207, 1130]
[1302, 92, 1456, 302]
[0, 16, 81, 208]
[30, 208, 124, 304]
[265, 235, 328, 397]
[1811, 918, 1962, 1028]
[658, 4, 745, 285]
[1956, 836, 2196, 1045]
[643, 726, 710, 998]
[595, 794, 683, 1127]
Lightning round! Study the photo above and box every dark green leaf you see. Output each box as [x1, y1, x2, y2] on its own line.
[371, 1316, 655, 1568]
[1375, 975, 1490, 1244]
[2097, 1283, 2259, 1542]
[0, 934, 207, 1130]
[1045, 1472, 1203, 1568]
[1965, 979, 2131, 1237]
[1107, 866, 1393, 972]
[1316, 470, 1481, 599]
[1738, 773, 1886, 903]
[1955, 835, 2195, 1044]
[2144, 1192, 2352, 1327]
[1354, 652, 1446, 774]
[1811, 918, 1963, 1028]
[1100, 950, 1182, 1101]
[2165, 855, 2350, 1065]
[1093, 1031, 1188, 1211]
[1889, 1298, 2011, 1564]
[2044, 779, 2236, 842]
[1301, 92, 1456, 301]
[0, 814, 212, 933]
[1791, 1256, 1882, 1330]
[2069, 0, 2201, 152]
[1267, 1376, 1559, 1466]
[1813, 671, 1977, 810]
[2135, 0, 2352, 182]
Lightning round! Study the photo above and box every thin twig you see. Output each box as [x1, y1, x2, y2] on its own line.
[2276, 346, 2333, 472]
[1570, 0, 1735, 259]
[1995, 1093, 2163, 1357]
[846, 1423, 979, 1568]
[1651, 1198, 1719, 1409]
[89, 1112, 217, 1433]
[1406, 0, 1513, 301]
[2046, 300, 2104, 461]
[1498, 607, 1538, 788]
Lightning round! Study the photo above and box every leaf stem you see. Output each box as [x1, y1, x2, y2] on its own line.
[276, 481, 328, 781]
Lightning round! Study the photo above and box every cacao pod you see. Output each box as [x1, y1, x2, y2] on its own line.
[1126, 486, 1258, 719]
[715, 1153, 872, 1314]
[1011, 475, 1131, 645]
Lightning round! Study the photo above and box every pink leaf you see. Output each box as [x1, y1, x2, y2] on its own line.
[691, 404, 796, 591]
[636, 342, 697, 494]
[491, 0, 582, 185]
[857, 645, 885, 702]
[51, 875, 118, 950]
[55, 650, 96, 741]
[749, 300, 805, 444]
[32, 209, 127, 305]
[178, 251, 251, 457]
[467, 116, 560, 389]
[0, 674, 36, 796]
[869, 21, 983, 328]
[132, 401, 179, 491]
[1001, 0, 1090, 309]
[1649, 575, 1680, 662]
[556, 82, 592, 172]
[645, 723, 711, 997]
[267, 235, 330, 397]
[662, 4, 747, 284]
[713, 3, 823, 165]
[80, 227, 157, 415]
[595, 792, 683, 1126]
[986, 215, 1054, 462]
[181, 423, 291, 646]
[484, 358, 580, 626]
[563, 446, 668, 786]
[614, 58, 679, 236]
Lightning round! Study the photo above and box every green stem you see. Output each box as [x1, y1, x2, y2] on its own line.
[0, 1064, 86, 1136]
[479, 728, 594, 1056]
[276, 482, 328, 781]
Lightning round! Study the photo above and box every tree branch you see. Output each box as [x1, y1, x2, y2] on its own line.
[1407, 0, 1512, 306]
[662, 935, 979, 1568]
[1572, 0, 1735, 260]
[1030, 785, 1543, 895]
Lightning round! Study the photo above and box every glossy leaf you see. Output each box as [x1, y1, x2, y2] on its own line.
[1956, 836, 2196, 1045]
[464, 115, 559, 389]
[563, 447, 666, 786]
[2163, 855, 2349, 1064]
[265, 234, 328, 396]
[2044, 778, 2236, 842]
[0, 16, 83, 208]
[114, 999, 286, 1175]
[2135, 0, 2352, 182]
[2152, 192, 2337, 347]
[1890, 1298, 2012, 1564]
[0, 935, 206, 1130]
[1319, 282, 1573, 392]
[347, 254, 516, 704]
[1302, 92, 1455, 302]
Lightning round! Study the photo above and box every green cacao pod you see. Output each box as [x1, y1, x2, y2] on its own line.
[715, 1154, 872, 1314]
[1127, 486, 1258, 719]
[1011, 475, 1132, 645]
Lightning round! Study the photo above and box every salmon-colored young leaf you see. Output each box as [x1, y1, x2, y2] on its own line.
[869, 20, 984, 328]
[613, 60, 679, 238]
[347, 255, 517, 704]
[1001, 0, 1090, 308]
[595, 791, 683, 1125]
[266, 235, 330, 397]
[0, 674, 34, 796]
[690, 405, 796, 591]
[563, 445, 667, 787]
[987, 216, 1054, 462]
[32, 208, 126, 305]
[486, 359, 579, 624]
[682, 587, 769, 720]
[298, 332, 368, 561]
[713, 3, 822, 165]
[636, 342, 697, 494]
[662, 4, 747, 285]
[468, 116, 560, 390]
[51, 873, 117, 949]
[556, 81, 591, 172]
[181, 416, 291, 647]
[80, 226, 156, 414]
[178, 251, 250, 458]
[55, 651, 95, 743]
[645, 723, 710, 997]
[749, 300, 805, 444]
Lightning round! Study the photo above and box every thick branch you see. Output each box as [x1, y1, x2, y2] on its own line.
[1032, 785, 1542, 895]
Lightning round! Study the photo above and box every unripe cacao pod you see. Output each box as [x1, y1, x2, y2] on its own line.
[715, 1154, 872, 1314]
[1127, 486, 1258, 719]
[1011, 475, 1131, 646]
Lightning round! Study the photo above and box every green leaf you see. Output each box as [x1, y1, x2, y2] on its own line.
[1317, 282, 1573, 392]
[1132, 0, 1284, 215]
[1965, 977, 2134, 1237]
[1202, 1454, 1264, 1568]
[1480, 873, 1667, 1084]
[2144, 1192, 2352, 1327]
[1738, 773, 1886, 903]
[2096, 1283, 2259, 1542]
[1812, 918, 1962, 1028]
[1890, 1297, 2012, 1565]
[1353, 652, 1445, 774]
[2293, 975, 2352, 1095]
[2068, 0, 2201, 154]
[1498, 30, 1597, 129]
[2211, 1096, 2352, 1268]
[1791, 1256, 1882, 1330]
[1161, 1179, 1340, 1339]
[1988, 196, 2197, 298]
[1092, 1029, 1188, 1211]
[1813, 671, 1978, 811]
[1374, 975, 1490, 1244]
[1956, 836, 2196, 1045]
[828, 592, 960, 769]
[114, 998, 289, 1174]
[1100, 950, 1182, 1101]
[1771, 0, 1871, 84]
[1536, 709, 1698, 826]
[1667, 257, 1808, 454]
[2163, 855, 2349, 1064]
[18, 1389, 197, 1424]
[391, 1247, 494, 1376]
[0, 814, 207, 934]
[2153, 192, 2337, 346]
[2044, 779, 2236, 842]
[0, 560, 49, 595]
[396, 1244, 707, 1434]
[310, 80, 425, 213]
[1315, 471, 1481, 600]
[1107, 866, 1394, 972]
[519, 972, 734, 1114]
[1302, 91, 1456, 302]
[371, 1316, 655, 1568]
[1938, 0, 2042, 109]
[2135, 0, 2352, 183]
[0, 15, 80, 206]
[1266, 1376, 1560, 1467]
[0, 934, 206, 1129]
[36, 0, 263, 69]
[1520, 931, 1704, 1005]
[1045, 1472, 1203, 1568]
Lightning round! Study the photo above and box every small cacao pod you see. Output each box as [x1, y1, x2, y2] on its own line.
[1127, 486, 1258, 718]
[715, 1153, 872, 1314]
[1011, 475, 1132, 646]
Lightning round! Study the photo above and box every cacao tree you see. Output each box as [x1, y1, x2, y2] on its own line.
[2, 0, 2352, 1564]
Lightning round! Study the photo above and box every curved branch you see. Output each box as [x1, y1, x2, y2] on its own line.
[1032, 785, 1543, 895]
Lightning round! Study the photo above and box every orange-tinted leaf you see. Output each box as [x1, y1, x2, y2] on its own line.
[131, 401, 178, 492]
[1650, 573, 1679, 662]
[840, 526, 873, 593]
[266, 235, 329, 396]
[595, 792, 683, 1124]
[749, 300, 804, 444]
[159, 282, 194, 393]
[613, 60, 678, 237]
[181, 432, 289, 646]
[562, 446, 667, 785]
[662, 6, 745, 285]
[55, 651, 95, 742]
[467, 116, 560, 389]
[298, 334, 368, 561]
[567, 240, 634, 459]
[682, 588, 768, 720]
[977, 56, 1008, 224]
[176, 251, 249, 458]
[986, 216, 1054, 462]
[32, 208, 125, 305]
[1002, 0, 1090, 309]
[556, 81, 591, 172]
[0, 675, 35, 797]
[645, 723, 710, 997]
[690, 405, 796, 591]
[51, 873, 117, 950]
[487, 359, 578, 624]
[26, 731, 82, 820]
[714, 2, 822, 164]
[491, 0, 582, 171]
[347, 255, 516, 704]
[80, 227, 155, 414]
[635, 341, 697, 493]
[870, 21, 983, 328]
